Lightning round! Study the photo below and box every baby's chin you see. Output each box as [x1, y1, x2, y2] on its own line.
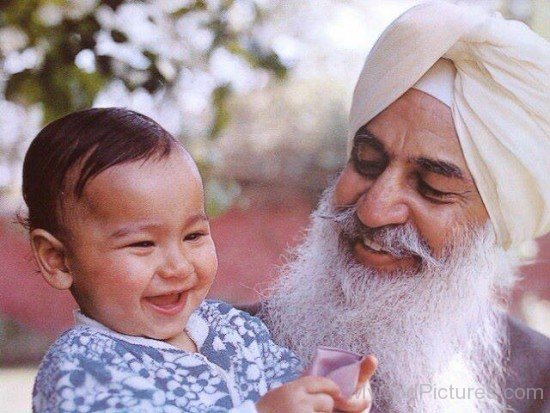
[164, 330, 198, 352]
[111, 320, 196, 351]
[101, 319, 181, 341]
[132, 322, 186, 341]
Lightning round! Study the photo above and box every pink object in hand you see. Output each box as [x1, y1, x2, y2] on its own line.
[303, 346, 364, 398]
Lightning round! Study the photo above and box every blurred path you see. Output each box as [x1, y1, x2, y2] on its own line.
[0, 367, 36, 412]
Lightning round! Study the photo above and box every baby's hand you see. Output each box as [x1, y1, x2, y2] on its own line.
[256, 355, 377, 413]
[256, 376, 341, 413]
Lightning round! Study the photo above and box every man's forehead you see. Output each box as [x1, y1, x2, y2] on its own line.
[353, 90, 476, 182]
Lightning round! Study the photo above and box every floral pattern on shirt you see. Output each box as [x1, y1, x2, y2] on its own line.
[33, 300, 302, 413]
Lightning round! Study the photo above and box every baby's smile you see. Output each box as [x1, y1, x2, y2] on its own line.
[144, 290, 188, 316]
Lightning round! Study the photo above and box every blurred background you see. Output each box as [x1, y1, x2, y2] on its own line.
[0, 0, 548, 410]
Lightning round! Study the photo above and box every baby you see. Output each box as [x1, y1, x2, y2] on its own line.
[23, 108, 375, 412]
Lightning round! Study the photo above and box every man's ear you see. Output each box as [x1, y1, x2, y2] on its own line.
[30, 229, 73, 290]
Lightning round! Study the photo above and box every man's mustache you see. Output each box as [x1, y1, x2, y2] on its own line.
[321, 204, 440, 267]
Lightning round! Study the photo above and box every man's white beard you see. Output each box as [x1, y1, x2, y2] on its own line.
[262, 184, 519, 413]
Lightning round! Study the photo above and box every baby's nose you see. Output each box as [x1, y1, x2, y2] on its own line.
[158, 249, 194, 278]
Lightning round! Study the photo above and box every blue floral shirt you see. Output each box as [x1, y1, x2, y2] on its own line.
[33, 300, 303, 412]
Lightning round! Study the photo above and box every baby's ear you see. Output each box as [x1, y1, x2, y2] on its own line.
[30, 229, 73, 290]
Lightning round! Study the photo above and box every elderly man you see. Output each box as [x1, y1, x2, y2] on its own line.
[260, 2, 550, 413]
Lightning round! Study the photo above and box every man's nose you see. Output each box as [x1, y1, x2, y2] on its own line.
[157, 247, 194, 279]
[356, 169, 410, 228]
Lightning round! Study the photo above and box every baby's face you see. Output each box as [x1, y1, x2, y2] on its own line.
[63, 148, 217, 341]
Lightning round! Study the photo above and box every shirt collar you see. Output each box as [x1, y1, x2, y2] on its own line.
[73, 307, 209, 351]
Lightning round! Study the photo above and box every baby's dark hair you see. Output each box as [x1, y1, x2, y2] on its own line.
[21, 107, 180, 237]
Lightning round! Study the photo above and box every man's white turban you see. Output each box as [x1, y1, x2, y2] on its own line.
[348, 1, 550, 250]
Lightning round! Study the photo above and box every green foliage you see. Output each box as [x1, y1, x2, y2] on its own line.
[0, 0, 293, 215]
[0, 0, 289, 129]
[2, 0, 108, 121]
[210, 84, 231, 138]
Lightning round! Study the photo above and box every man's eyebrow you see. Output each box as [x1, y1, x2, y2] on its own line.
[354, 129, 468, 181]
[413, 157, 465, 180]
[109, 213, 208, 239]
[353, 130, 387, 157]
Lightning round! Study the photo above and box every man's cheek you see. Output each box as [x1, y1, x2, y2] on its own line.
[334, 165, 362, 205]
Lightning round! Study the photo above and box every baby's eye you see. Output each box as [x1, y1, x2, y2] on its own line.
[128, 241, 155, 248]
[184, 232, 204, 241]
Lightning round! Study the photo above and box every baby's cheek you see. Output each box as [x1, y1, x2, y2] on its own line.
[209, 247, 219, 278]
[101, 264, 153, 300]
[197, 247, 218, 286]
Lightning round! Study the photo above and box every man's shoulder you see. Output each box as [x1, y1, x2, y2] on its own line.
[506, 315, 550, 378]
[505, 315, 550, 413]
[507, 316, 550, 367]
